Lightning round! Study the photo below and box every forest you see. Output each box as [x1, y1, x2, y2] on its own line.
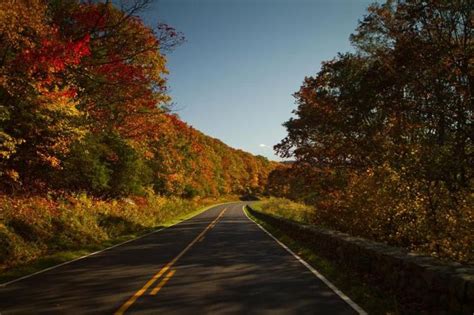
[0, 0, 275, 198]
[0, 0, 275, 269]
[267, 0, 473, 263]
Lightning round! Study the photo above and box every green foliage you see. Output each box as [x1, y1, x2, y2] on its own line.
[102, 134, 152, 197]
[61, 133, 152, 197]
[61, 136, 111, 194]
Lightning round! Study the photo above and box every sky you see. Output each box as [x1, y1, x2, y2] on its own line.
[139, 0, 375, 160]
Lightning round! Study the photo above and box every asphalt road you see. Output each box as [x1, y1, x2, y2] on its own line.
[0, 202, 364, 314]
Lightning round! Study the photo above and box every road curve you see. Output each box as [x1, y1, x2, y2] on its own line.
[0, 202, 363, 314]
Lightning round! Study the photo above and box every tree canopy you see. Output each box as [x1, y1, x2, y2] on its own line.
[0, 0, 276, 197]
[272, 0, 473, 262]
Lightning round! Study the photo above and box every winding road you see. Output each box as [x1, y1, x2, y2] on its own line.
[0, 202, 364, 314]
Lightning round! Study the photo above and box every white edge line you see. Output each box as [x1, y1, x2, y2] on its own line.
[0, 228, 164, 288]
[243, 205, 367, 315]
[0, 201, 236, 288]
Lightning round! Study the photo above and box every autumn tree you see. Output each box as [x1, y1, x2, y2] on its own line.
[148, 114, 276, 198]
[274, 0, 473, 262]
[0, 0, 183, 195]
[0, 0, 91, 191]
[49, 0, 183, 196]
[0, 0, 275, 198]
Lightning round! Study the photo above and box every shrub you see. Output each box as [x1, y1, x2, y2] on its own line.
[0, 193, 231, 270]
[60, 133, 152, 197]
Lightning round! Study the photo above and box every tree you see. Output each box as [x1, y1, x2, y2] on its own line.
[0, 0, 91, 191]
[0, 0, 183, 192]
[274, 0, 473, 262]
[0, 0, 276, 199]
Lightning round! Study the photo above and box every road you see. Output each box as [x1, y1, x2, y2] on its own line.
[0, 202, 364, 314]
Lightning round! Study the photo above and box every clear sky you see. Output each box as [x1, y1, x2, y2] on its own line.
[139, 0, 375, 160]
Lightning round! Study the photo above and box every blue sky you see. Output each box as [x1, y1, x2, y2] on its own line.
[140, 0, 375, 160]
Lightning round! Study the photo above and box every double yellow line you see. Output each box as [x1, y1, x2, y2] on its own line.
[114, 207, 227, 315]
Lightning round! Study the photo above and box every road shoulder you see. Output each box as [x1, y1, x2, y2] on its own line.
[244, 205, 398, 314]
[0, 201, 237, 286]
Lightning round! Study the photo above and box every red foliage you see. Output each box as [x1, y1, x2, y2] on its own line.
[21, 32, 90, 75]
[72, 5, 108, 30]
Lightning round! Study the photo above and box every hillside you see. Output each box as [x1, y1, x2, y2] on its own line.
[0, 1, 275, 198]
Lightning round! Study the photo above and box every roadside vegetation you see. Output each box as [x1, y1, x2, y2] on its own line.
[268, 0, 473, 264]
[0, 194, 234, 282]
[250, 197, 314, 224]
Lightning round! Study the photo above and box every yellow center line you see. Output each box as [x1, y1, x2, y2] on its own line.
[114, 207, 227, 315]
[150, 269, 176, 295]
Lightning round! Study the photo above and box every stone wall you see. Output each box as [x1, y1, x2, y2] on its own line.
[247, 207, 474, 314]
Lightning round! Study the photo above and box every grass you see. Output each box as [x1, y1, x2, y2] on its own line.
[251, 197, 315, 224]
[0, 198, 236, 285]
[245, 205, 400, 315]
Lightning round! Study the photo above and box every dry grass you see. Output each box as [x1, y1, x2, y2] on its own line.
[0, 193, 233, 272]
